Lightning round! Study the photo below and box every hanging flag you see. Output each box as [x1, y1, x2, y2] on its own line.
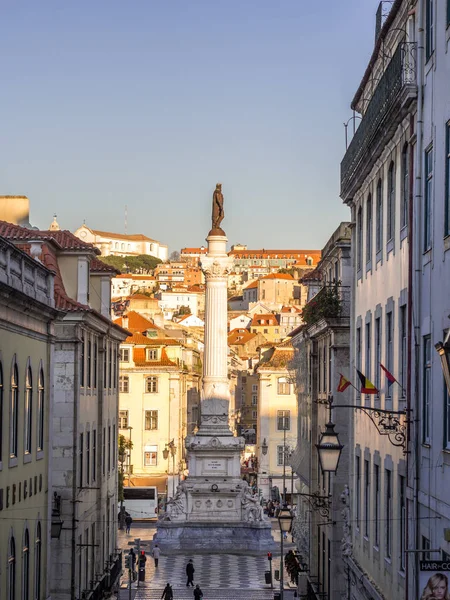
[380, 363, 397, 387]
[356, 369, 379, 394]
[337, 374, 351, 393]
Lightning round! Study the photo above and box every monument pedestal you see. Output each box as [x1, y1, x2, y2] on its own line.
[154, 208, 274, 554]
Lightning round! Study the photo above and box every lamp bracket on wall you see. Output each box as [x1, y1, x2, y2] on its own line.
[298, 491, 331, 519]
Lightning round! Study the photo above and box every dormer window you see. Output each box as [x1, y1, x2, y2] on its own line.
[119, 348, 130, 362]
[146, 348, 158, 361]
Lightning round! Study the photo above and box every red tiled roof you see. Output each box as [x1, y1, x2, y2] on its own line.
[251, 314, 279, 327]
[244, 281, 258, 290]
[0, 221, 101, 254]
[260, 273, 295, 281]
[90, 257, 120, 274]
[280, 305, 302, 313]
[123, 332, 180, 346]
[128, 293, 157, 300]
[114, 311, 159, 333]
[115, 274, 156, 280]
[228, 330, 257, 345]
[133, 347, 177, 367]
[181, 247, 207, 254]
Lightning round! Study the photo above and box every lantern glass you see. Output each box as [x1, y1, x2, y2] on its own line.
[278, 506, 293, 533]
[436, 342, 450, 396]
[316, 422, 343, 474]
[162, 448, 169, 460]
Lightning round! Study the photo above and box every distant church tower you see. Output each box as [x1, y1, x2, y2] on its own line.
[49, 214, 60, 231]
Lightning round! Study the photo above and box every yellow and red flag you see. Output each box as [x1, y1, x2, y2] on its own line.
[356, 369, 378, 394]
[337, 374, 351, 393]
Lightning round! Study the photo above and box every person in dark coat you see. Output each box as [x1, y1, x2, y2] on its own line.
[125, 514, 133, 534]
[193, 584, 203, 599]
[161, 583, 173, 599]
[186, 559, 195, 587]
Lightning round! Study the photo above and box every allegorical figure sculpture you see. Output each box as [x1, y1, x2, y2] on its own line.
[211, 183, 224, 230]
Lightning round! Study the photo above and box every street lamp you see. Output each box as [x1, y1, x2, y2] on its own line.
[261, 438, 268, 456]
[163, 439, 177, 498]
[277, 504, 293, 600]
[435, 328, 450, 396]
[51, 492, 64, 539]
[316, 420, 343, 474]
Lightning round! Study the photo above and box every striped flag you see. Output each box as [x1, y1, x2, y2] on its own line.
[337, 374, 351, 393]
[356, 369, 379, 394]
[380, 363, 397, 387]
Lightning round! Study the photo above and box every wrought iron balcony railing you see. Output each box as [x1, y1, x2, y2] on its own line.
[340, 42, 417, 198]
[302, 284, 350, 327]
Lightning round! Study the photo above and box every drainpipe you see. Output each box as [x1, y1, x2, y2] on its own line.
[412, 2, 425, 597]
[71, 326, 82, 600]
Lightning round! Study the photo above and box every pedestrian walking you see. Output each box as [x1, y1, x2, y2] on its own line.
[161, 583, 173, 599]
[125, 514, 133, 534]
[152, 544, 161, 568]
[193, 584, 203, 599]
[129, 548, 137, 581]
[186, 559, 195, 587]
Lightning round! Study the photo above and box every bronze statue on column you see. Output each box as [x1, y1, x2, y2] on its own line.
[211, 183, 225, 232]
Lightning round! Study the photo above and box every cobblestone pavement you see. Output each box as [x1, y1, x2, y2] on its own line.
[117, 521, 296, 600]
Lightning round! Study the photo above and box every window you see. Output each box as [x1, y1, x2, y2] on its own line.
[0, 361, 3, 462]
[400, 306, 407, 397]
[93, 341, 98, 389]
[79, 433, 84, 487]
[426, 0, 434, 60]
[446, 123, 450, 235]
[318, 347, 322, 393]
[75, 337, 85, 397]
[113, 344, 117, 389]
[108, 346, 112, 388]
[146, 377, 158, 393]
[145, 410, 158, 430]
[355, 456, 361, 528]
[277, 410, 290, 430]
[445, 380, 450, 450]
[86, 431, 90, 484]
[376, 178, 383, 253]
[87, 339, 92, 387]
[24, 366, 32, 455]
[108, 425, 111, 472]
[92, 429, 97, 482]
[9, 536, 16, 600]
[385, 469, 392, 558]
[23, 529, 30, 600]
[277, 377, 290, 395]
[364, 459, 370, 538]
[34, 524, 41, 599]
[401, 144, 409, 229]
[37, 369, 44, 452]
[146, 348, 158, 361]
[120, 347, 130, 362]
[387, 162, 395, 243]
[424, 146, 433, 251]
[323, 343, 327, 393]
[119, 376, 129, 393]
[119, 410, 129, 429]
[252, 384, 258, 392]
[357, 206, 363, 271]
[328, 338, 332, 394]
[423, 336, 431, 443]
[374, 464, 380, 546]
[422, 535, 431, 560]
[365, 322, 372, 385]
[277, 445, 285, 466]
[252, 394, 257, 405]
[144, 447, 158, 466]
[102, 427, 106, 476]
[252, 410, 257, 419]
[399, 475, 406, 571]
[10, 362, 19, 458]
[366, 194, 372, 263]
[356, 327, 362, 374]
[386, 312, 393, 397]
[375, 317, 382, 393]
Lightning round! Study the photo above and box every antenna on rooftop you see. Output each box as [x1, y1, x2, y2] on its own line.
[125, 204, 128, 234]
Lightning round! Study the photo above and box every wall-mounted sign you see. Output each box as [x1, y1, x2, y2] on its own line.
[419, 561, 450, 599]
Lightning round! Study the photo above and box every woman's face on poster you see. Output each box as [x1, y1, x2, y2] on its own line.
[433, 579, 447, 599]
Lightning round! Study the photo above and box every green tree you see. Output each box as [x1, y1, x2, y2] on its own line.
[99, 254, 162, 274]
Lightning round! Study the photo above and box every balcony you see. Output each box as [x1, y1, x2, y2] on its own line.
[301, 285, 350, 327]
[340, 42, 417, 200]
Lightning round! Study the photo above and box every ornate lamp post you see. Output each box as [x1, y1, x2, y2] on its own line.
[278, 504, 293, 600]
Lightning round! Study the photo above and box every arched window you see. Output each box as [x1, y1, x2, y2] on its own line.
[0, 360, 3, 463]
[10, 361, 19, 458]
[387, 161, 395, 242]
[366, 194, 372, 264]
[34, 524, 41, 599]
[376, 178, 383, 253]
[22, 529, 30, 600]
[24, 365, 32, 454]
[401, 144, 409, 229]
[37, 369, 44, 452]
[357, 206, 363, 271]
[9, 536, 16, 600]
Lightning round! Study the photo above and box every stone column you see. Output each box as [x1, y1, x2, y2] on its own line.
[198, 234, 234, 436]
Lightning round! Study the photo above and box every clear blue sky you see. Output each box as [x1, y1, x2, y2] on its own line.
[1, 0, 380, 253]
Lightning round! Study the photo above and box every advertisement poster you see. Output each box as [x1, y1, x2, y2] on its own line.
[419, 561, 450, 599]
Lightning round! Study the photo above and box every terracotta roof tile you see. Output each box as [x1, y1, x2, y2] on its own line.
[280, 305, 302, 313]
[0, 221, 100, 254]
[251, 314, 279, 327]
[90, 229, 157, 243]
[90, 257, 120, 274]
[133, 347, 177, 367]
[258, 346, 294, 370]
[228, 330, 257, 345]
[244, 281, 258, 290]
[260, 273, 295, 281]
[124, 332, 180, 346]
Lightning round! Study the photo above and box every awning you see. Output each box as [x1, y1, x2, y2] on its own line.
[126, 475, 167, 494]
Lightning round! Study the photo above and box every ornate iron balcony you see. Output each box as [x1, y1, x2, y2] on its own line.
[340, 42, 417, 200]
